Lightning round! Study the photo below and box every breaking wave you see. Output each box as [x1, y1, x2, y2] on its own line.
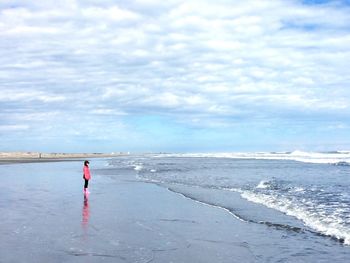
[238, 189, 350, 245]
[155, 150, 350, 165]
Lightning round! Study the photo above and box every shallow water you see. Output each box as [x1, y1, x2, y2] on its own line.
[107, 154, 350, 260]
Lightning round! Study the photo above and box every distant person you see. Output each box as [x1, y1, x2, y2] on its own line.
[83, 160, 91, 195]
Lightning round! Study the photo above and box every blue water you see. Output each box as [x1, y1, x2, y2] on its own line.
[108, 154, 350, 255]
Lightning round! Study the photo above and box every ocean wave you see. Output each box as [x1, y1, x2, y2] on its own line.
[166, 187, 249, 223]
[292, 187, 305, 193]
[239, 190, 350, 245]
[133, 164, 144, 171]
[256, 180, 270, 189]
[154, 151, 350, 165]
[333, 161, 350, 166]
[166, 186, 316, 236]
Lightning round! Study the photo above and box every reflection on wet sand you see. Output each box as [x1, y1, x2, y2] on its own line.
[82, 195, 89, 230]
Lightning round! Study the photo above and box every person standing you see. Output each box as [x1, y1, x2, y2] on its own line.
[83, 160, 91, 194]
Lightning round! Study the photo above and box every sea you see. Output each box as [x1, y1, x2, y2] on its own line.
[107, 150, 350, 257]
[1, 151, 350, 262]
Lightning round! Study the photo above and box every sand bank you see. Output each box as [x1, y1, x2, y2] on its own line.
[0, 151, 125, 164]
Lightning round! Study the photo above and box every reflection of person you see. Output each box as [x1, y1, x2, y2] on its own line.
[82, 196, 89, 229]
[83, 160, 91, 194]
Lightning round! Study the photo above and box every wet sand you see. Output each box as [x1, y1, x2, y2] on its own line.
[0, 152, 125, 165]
[0, 159, 256, 263]
[0, 158, 83, 165]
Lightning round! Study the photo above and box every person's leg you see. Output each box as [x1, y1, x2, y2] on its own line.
[84, 179, 89, 194]
[84, 179, 88, 193]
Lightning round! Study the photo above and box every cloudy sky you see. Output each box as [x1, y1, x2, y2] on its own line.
[1, 0, 350, 153]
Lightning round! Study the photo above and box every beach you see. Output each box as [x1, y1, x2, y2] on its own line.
[0, 152, 125, 165]
[0, 158, 256, 263]
[1, 155, 350, 262]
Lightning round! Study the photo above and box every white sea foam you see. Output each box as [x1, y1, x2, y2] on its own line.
[155, 151, 350, 165]
[292, 187, 305, 193]
[239, 190, 350, 245]
[256, 180, 270, 189]
[134, 164, 143, 171]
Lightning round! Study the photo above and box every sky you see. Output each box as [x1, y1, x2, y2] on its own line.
[0, 0, 350, 153]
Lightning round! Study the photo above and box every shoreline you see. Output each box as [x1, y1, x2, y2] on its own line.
[0, 152, 126, 164]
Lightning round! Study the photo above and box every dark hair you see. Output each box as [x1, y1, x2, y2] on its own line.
[84, 160, 89, 166]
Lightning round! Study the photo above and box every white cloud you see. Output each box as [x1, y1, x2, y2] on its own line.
[90, 108, 127, 115]
[82, 6, 141, 21]
[0, 0, 350, 149]
[0, 90, 67, 103]
[0, 124, 29, 131]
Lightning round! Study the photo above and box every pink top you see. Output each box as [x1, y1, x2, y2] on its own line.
[83, 165, 91, 180]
